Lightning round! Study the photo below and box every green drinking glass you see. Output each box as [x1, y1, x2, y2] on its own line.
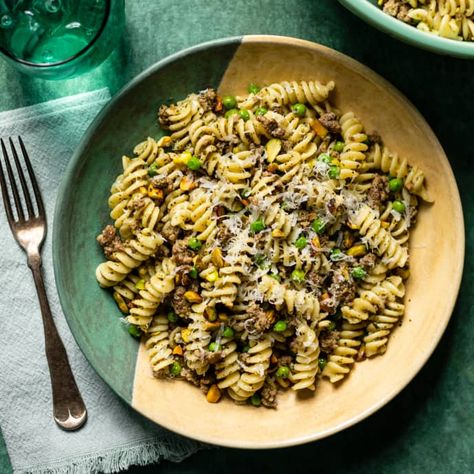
[0, 0, 124, 80]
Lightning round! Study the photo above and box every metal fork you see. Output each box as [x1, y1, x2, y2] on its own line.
[0, 136, 87, 431]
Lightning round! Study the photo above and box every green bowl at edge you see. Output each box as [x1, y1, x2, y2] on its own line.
[339, 0, 474, 59]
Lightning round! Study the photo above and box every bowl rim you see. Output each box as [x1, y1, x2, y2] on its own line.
[338, 0, 474, 59]
[53, 34, 465, 449]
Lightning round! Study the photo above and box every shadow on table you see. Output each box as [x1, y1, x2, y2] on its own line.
[7, 27, 132, 110]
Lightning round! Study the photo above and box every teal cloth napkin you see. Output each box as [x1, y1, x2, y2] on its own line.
[0, 89, 202, 474]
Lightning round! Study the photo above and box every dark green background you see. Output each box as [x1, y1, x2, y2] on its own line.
[0, 1, 472, 473]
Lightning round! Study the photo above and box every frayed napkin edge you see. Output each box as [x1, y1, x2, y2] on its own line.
[15, 436, 208, 474]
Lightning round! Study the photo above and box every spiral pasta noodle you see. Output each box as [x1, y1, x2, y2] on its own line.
[126, 258, 176, 331]
[108, 158, 149, 237]
[145, 315, 174, 376]
[259, 276, 321, 322]
[338, 112, 369, 180]
[184, 310, 213, 375]
[228, 335, 273, 401]
[214, 113, 269, 146]
[350, 204, 409, 269]
[342, 276, 405, 324]
[158, 93, 203, 139]
[322, 322, 366, 383]
[113, 273, 141, 310]
[246, 80, 335, 109]
[96, 228, 163, 287]
[215, 339, 241, 389]
[364, 300, 406, 358]
[290, 322, 319, 390]
[201, 263, 243, 308]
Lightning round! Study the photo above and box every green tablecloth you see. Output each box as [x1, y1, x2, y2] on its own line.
[0, 1, 472, 472]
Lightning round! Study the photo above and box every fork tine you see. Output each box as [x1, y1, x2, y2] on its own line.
[9, 137, 35, 218]
[18, 136, 44, 217]
[0, 142, 15, 224]
[1, 138, 24, 221]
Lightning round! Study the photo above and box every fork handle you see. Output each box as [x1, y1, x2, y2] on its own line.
[28, 255, 87, 431]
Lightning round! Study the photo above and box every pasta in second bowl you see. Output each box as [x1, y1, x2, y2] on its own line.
[339, 0, 474, 58]
[54, 35, 464, 447]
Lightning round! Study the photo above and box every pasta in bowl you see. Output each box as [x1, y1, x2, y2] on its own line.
[54, 35, 463, 447]
[378, 0, 474, 41]
[339, 0, 474, 58]
[95, 81, 431, 407]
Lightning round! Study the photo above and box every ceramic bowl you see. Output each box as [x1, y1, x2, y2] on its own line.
[53, 35, 464, 448]
[339, 0, 474, 59]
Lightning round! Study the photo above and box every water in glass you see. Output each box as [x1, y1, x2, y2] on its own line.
[0, 0, 107, 64]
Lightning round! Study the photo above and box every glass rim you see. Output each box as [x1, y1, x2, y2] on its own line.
[0, 0, 111, 68]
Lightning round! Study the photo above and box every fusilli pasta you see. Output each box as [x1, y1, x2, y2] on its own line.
[95, 80, 428, 408]
[379, 0, 474, 42]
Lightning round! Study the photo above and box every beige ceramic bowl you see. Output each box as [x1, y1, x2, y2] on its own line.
[133, 37, 464, 447]
[57, 35, 464, 448]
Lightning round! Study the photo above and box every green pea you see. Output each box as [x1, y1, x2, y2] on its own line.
[333, 141, 345, 152]
[295, 236, 308, 250]
[239, 109, 250, 121]
[389, 177, 404, 192]
[167, 311, 178, 323]
[311, 218, 326, 234]
[392, 200, 406, 213]
[255, 107, 268, 116]
[208, 342, 221, 352]
[328, 165, 340, 179]
[128, 324, 141, 338]
[170, 361, 182, 376]
[187, 237, 202, 251]
[318, 357, 327, 370]
[273, 320, 287, 332]
[269, 272, 281, 282]
[352, 267, 367, 280]
[250, 394, 261, 407]
[248, 83, 260, 94]
[241, 188, 252, 198]
[328, 321, 336, 331]
[292, 103, 306, 117]
[291, 269, 305, 283]
[147, 163, 159, 177]
[276, 366, 290, 378]
[318, 153, 332, 164]
[222, 95, 237, 109]
[189, 267, 198, 279]
[242, 344, 250, 353]
[186, 156, 201, 171]
[250, 218, 265, 233]
[225, 108, 239, 119]
[330, 249, 343, 261]
[223, 327, 234, 338]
